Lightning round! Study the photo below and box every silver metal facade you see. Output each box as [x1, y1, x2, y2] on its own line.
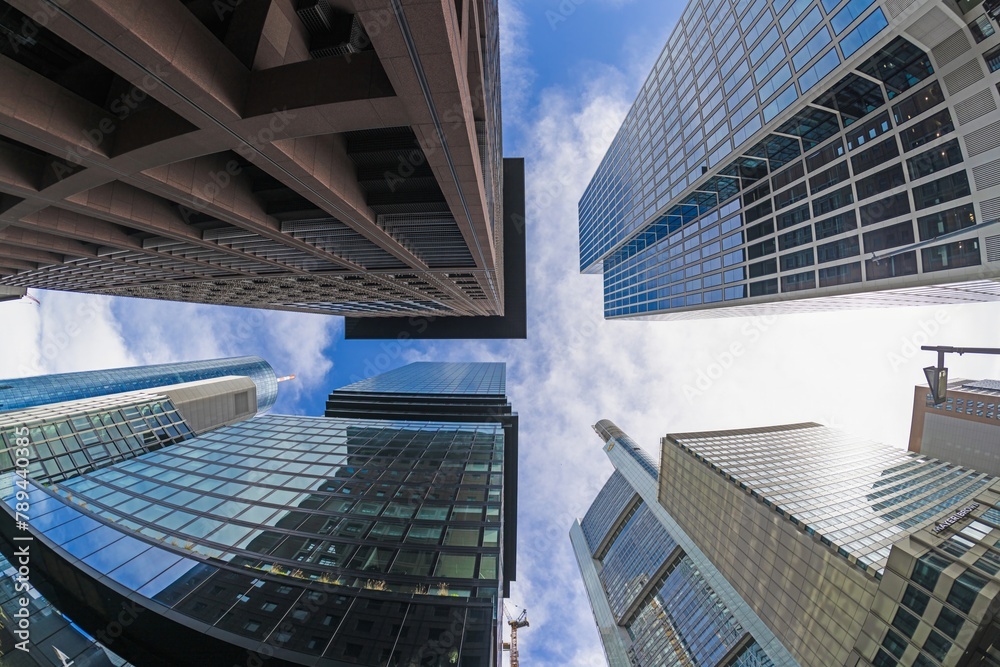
[580, 0, 1000, 319]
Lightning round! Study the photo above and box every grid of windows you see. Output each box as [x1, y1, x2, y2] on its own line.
[0, 357, 278, 413]
[1, 411, 507, 665]
[673, 424, 992, 573]
[0, 391, 193, 483]
[336, 362, 505, 396]
[580, 0, 1000, 321]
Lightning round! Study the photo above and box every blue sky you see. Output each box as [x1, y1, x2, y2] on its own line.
[4, 1, 1000, 665]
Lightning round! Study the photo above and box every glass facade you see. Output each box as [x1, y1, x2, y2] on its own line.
[574, 423, 782, 667]
[337, 362, 506, 396]
[580, 0, 1000, 319]
[0, 391, 194, 484]
[0, 357, 279, 413]
[672, 423, 992, 573]
[0, 361, 515, 667]
[0, 550, 134, 666]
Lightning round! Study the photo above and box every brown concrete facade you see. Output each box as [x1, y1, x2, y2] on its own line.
[0, 0, 512, 321]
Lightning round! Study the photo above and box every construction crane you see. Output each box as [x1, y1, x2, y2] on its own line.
[501, 604, 529, 667]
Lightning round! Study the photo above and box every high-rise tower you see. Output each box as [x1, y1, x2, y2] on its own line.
[0, 360, 517, 667]
[575, 419, 1000, 666]
[0, 0, 525, 339]
[580, 0, 1000, 319]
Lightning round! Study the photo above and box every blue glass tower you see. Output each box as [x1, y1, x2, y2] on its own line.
[0, 357, 279, 413]
[0, 361, 516, 667]
[579, 0, 1000, 320]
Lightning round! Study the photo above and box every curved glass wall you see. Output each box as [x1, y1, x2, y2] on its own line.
[0, 357, 279, 414]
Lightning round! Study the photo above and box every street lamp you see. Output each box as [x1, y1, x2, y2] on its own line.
[922, 346, 1000, 405]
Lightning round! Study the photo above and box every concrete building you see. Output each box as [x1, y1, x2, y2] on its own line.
[579, 0, 1000, 320]
[0, 360, 517, 666]
[575, 419, 1000, 666]
[909, 378, 1000, 475]
[0, 0, 525, 338]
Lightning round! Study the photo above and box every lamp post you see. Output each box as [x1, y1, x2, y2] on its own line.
[922, 346, 1000, 405]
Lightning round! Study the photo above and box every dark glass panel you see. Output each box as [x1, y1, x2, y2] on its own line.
[851, 137, 900, 175]
[866, 251, 917, 279]
[815, 211, 858, 240]
[917, 204, 975, 241]
[818, 262, 862, 287]
[863, 221, 914, 253]
[906, 139, 963, 181]
[856, 164, 906, 200]
[912, 171, 970, 210]
[892, 81, 945, 125]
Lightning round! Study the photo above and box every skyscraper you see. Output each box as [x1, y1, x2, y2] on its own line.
[576, 420, 1000, 667]
[580, 0, 1000, 320]
[0, 356, 279, 413]
[908, 377, 1000, 475]
[0, 1, 525, 339]
[0, 360, 516, 667]
[570, 421, 798, 667]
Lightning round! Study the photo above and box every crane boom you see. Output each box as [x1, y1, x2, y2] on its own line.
[502, 605, 529, 667]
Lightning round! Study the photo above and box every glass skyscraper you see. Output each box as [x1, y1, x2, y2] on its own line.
[0, 356, 279, 413]
[580, 0, 1000, 319]
[0, 360, 516, 667]
[570, 420, 798, 667]
[575, 418, 1000, 666]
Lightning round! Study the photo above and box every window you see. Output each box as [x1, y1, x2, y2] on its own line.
[747, 239, 776, 259]
[935, 607, 964, 640]
[809, 161, 850, 193]
[856, 164, 906, 200]
[985, 44, 1000, 73]
[891, 606, 919, 638]
[772, 161, 804, 191]
[745, 200, 773, 223]
[866, 251, 917, 279]
[813, 186, 854, 216]
[807, 139, 846, 172]
[902, 584, 930, 615]
[746, 219, 775, 241]
[882, 629, 907, 659]
[852, 137, 900, 175]
[777, 203, 810, 230]
[779, 226, 813, 251]
[832, 0, 876, 33]
[749, 278, 778, 296]
[917, 204, 975, 241]
[434, 554, 476, 578]
[775, 182, 808, 210]
[912, 172, 970, 210]
[901, 109, 954, 152]
[781, 248, 814, 271]
[817, 237, 860, 263]
[912, 553, 949, 591]
[840, 9, 888, 56]
[815, 211, 858, 240]
[848, 111, 892, 151]
[907, 139, 963, 181]
[923, 630, 952, 662]
[970, 14, 995, 43]
[793, 27, 832, 70]
[799, 49, 840, 92]
[863, 221, 914, 253]
[749, 258, 778, 278]
[781, 271, 815, 292]
[893, 81, 946, 126]
[860, 193, 910, 226]
[947, 570, 989, 613]
[819, 262, 862, 286]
